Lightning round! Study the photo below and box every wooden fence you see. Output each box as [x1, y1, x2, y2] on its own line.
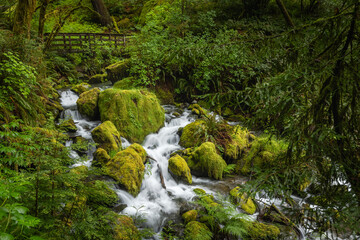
[44, 33, 132, 53]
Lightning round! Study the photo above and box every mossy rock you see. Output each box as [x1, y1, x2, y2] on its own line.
[76, 88, 100, 120]
[193, 188, 206, 196]
[58, 118, 77, 132]
[239, 135, 287, 175]
[105, 59, 130, 83]
[241, 219, 281, 240]
[86, 180, 118, 208]
[179, 120, 206, 148]
[182, 210, 197, 224]
[184, 221, 213, 240]
[93, 148, 111, 167]
[98, 89, 165, 143]
[105, 144, 146, 196]
[88, 73, 108, 84]
[229, 186, 256, 215]
[224, 126, 253, 163]
[71, 82, 91, 94]
[73, 136, 89, 154]
[188, 142, 227, 180]
[113, 77, 137, 89]
[91, 121, 122, 153]
[188, 104, 207, 117]
[154, 84, 174, 105]
[113, 215, 141, 240]
[168, 154, 192, 184]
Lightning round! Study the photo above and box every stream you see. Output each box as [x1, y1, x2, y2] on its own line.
[58, 87, 357, 240]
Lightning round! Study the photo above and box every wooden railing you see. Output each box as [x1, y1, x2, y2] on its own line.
[44, 33, 131, 53]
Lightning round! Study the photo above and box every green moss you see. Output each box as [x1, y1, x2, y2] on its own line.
[188, 104, 207, 116]
[113, 77, 137, 89]
[243, 220, 281, 240]
[88, 73, 108, 84]
[193, 188, 206, 196]
[105, 144, 147, 196]
[91, 121, 122, 153]
[224, 126, 251, 162]
[179, 120, 206, 148]
[154, 85, 174, 104]
[86, 180, 118, 208]
[240, 134, 287, 175]
[76, 88, 100, 120]
[229, 186, 256, 215]
[58, 118, 77, 132]
[71, 82, 91, 94]
[189, 142, 227, 180]
[182, 210, 198, 224]
[105, 59, 130, 83]
[98, 89, 165, 143]
[93, 148, 111, 167]
[113, 215, 141, 240]
[184, 221, 213, 240]
[168, 154, 192, 184]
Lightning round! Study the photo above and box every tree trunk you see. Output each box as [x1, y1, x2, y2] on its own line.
[13, 0, 37, 38]
[90, 0, 111, 26]
[38, 0, 49, 41]
[275, 0, 295, 28]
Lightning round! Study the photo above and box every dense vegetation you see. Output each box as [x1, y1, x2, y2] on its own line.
[0, 0, 359, 239]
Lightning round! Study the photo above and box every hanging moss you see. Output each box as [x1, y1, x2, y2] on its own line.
[168, 154, 192, 184]
[188, 142, 227, 180]
[105, 144, 147, 196]
[98, 89, 165, 143]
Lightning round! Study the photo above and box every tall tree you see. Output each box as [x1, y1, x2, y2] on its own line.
[13, 0, 37, 38]
[91, 0, 111, 26]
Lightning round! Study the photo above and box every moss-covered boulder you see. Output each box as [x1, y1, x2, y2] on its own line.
[76, 88, 100, 120]
[241, 219, 281, 240]
[182, 210, 197, 224]
[105, 59, 130, 83]
[184, 221, 213, 240]
[179, 120, 206, 148]
[71, 82, 91, 94]
[113, 77, 137, 89]
[105, 144, 146, 196]
[91, 121, 121, 153]
[229, 186, 256, 215]
[113, 215, 141, 240]
[86, 180, 118, 208]
[168, 154, 192, 184]
[187, 142, 227, 180]
[98, 89, 165, 143]
[58, 118, 77, 132]
[224, 126, 253, 162]
[88, 73, 107, 84]
[93, 148, 111, 167]
[239, 135, 287, 175]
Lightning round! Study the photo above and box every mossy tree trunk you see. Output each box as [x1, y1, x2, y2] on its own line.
[13, 0, 37, 38]
[90, 0, 111, 26]
[38, 0, 49, 41]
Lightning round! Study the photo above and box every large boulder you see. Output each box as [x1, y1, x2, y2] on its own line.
[184, 221, 213, 240]
[168, 154, 192, 184]
[91, 121, 122, 153]
[76, 87, 100, 120]
[179, 120, 206, 148]
[93, 148, 111, 167]
[105, 144, 147, 196]
[188, 142, 227, 180]
[98, 89, 165, 143]
[105, 59, 130, 83]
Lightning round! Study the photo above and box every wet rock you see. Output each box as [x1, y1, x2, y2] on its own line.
[91, 121, 122, 154]
[168, 154, 192, 184]
[105, 144, 146, 196]
[76, 87, 100, 120]
[112, 203, 127, 213]
[187, 142, 227, 180]
[98, 89, 165, 143]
